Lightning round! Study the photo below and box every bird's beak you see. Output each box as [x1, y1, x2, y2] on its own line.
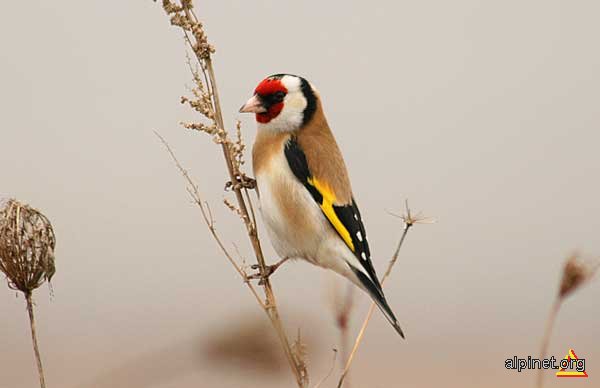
[239, 95, 267, 113]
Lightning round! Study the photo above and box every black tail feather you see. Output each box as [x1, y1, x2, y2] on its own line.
[353, 269, 405, 339]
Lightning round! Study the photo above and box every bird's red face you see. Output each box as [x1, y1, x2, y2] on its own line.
[239, 77, 288, 123]
[253, 78, 288, 123]
[240, 74, 317, 131]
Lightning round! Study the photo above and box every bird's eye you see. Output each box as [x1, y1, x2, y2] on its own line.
[273, 91, 286, 102]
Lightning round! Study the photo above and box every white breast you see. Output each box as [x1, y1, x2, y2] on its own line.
[256, 151, 326, 263]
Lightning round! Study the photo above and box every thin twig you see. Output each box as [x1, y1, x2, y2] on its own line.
[337, 200, 429, 388]
[337, 224, 411, 388]
[155, 132, 264, 307]
[155, 130, 304, 384]
[537, 299, 561, 388]
[536, 253, 597, 388]
[26, 293, 46, 388]
[313, 349, 338, 388]
[160, 3, 309, 385]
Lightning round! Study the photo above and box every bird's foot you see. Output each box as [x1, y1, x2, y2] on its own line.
[225, 174, 256, 191]
[247, 257, 289, 285]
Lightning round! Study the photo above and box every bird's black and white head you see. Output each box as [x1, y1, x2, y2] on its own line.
[239, 74, 317, 132]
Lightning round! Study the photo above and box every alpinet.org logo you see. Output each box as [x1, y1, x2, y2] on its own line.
[505, 348, 588, 377]
[556, 349, 588, 378]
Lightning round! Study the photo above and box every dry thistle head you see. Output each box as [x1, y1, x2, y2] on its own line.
[559, 253, 597, 299]
[0, 199, 56, 295]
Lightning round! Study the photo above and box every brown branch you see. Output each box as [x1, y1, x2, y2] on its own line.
[159, 2, 307, 385]
[26, 293, 46, 388]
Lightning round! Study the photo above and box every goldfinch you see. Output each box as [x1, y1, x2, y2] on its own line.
[240, 74, 404, 338]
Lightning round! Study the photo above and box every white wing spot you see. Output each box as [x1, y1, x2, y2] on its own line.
[354, 213, 358, 220]
[356, 231, 363, 241]
[361, 252, 367, 260]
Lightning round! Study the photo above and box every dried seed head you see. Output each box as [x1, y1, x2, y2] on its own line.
[163, 0, 215, 59]
[0, 199, 56, 295]
[559, 253, 597, 299]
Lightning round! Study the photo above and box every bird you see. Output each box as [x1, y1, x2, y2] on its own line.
[239, 74, 404, 338]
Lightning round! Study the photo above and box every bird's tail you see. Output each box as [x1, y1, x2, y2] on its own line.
[353, 270, 405, 338]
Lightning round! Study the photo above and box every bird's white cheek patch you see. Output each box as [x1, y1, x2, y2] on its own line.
[285, 92, 308, 113]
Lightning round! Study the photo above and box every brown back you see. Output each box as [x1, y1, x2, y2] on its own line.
[296, 99, 353, 205]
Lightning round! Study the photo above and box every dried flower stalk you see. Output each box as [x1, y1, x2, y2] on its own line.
[159, 1, 307, 386]
[313, 349, 338, 388]
[0, 199, 56, 388]
[537, 253, 597, 388]
[337, 201, 432, 388]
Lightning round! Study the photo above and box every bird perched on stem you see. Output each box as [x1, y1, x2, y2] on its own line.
[240, 74, 404, 338]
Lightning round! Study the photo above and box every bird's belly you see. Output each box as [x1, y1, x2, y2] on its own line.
[256, 164, 326, 263]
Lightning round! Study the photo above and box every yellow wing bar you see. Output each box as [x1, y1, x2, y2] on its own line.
[308, 177, 355, 252]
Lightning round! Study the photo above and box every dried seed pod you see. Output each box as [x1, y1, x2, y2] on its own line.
[559, 253, 596, 299]
[0, 199, 56, 295]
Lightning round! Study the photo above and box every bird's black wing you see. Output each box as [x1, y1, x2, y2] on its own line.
[284, 136, 404, 337]
[283, 136, 383, 291]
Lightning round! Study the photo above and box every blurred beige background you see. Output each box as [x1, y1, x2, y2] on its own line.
[1, 1, 599, 387]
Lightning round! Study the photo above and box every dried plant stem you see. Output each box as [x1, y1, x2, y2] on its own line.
[156, 133, 305, 386]
[156, 133, 265, 307]
[536, 299, 561, 388]
[25, 293, 46, 388]
[337, 221, 413, 388]
[313, 350, 338, 388]
[161, 2, 307, 385]
[536, 254, 597, 388]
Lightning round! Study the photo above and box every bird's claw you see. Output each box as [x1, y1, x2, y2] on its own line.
[247, 258, 289, 285]
[225, 174, 256, 191]
[248, 264, 275, 285]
